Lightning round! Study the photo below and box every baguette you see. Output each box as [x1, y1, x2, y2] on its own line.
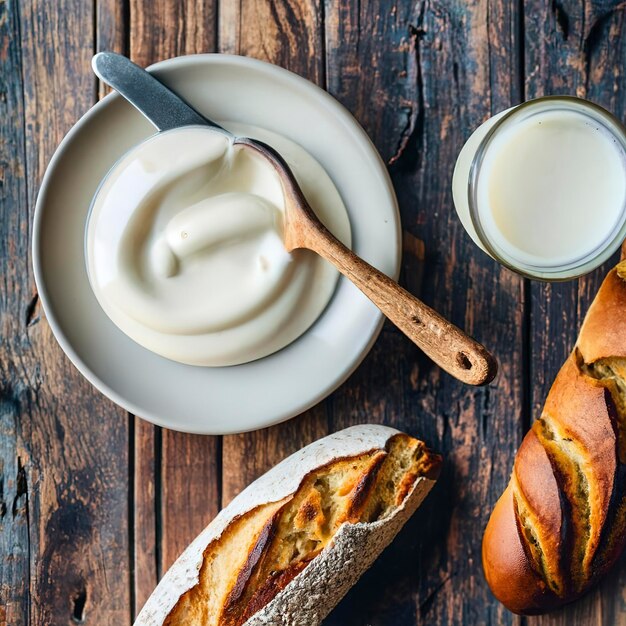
[135, 424, 442, 626]
[482, 261, 626, 614]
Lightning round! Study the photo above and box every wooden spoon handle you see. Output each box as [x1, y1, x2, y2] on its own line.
[308, 230, 498, 386]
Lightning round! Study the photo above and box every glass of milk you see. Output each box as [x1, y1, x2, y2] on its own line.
[452, 96, 626, 280]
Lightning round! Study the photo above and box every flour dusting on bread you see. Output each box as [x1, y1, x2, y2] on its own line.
[135, 425, 441, 626]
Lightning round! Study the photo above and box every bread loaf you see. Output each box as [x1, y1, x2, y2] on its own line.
[135, 424, 441, 626]
[482, 261, 626, 614]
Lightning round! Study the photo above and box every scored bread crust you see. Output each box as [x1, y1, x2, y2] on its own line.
[482, 261, 626, 615]
[135, 424, 440, 626]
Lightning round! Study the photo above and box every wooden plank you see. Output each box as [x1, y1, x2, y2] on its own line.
[130, 0, 217, 68]
[96, 0, 129, 97]
[158, 432, 220, 572]
[524, 2, 626, 625]
[0, 1, 30, 624]
[218, 0, 323, 84]
[324, 1, 525, 624]
[132, 419, 157, 618]
[14, 1, 132, 623]
[216, 0, 330, 510]
[128, 0, 221, 606]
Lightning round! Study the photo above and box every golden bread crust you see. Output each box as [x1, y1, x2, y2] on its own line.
[578, 261, 626, 363]
[513, 430, 564, 595]
[482, 487, 557, 614]
[160, 432, 441, 626]
[483, 263, 626, 614]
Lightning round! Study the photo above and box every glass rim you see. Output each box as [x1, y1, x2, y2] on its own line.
[467, 95, 626, 281]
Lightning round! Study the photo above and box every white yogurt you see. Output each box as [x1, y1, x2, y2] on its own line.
[452, 97, 626, 279]
[86, 124, 351, 366]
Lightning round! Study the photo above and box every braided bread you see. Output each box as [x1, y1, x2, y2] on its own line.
[482, 261, 626, 614]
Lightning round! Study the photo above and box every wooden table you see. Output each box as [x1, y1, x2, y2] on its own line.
[2, 1, 626, 624]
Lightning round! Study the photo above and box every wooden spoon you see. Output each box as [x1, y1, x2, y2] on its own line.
[237, 138, 497, 385]
[93, 52, 498, 386]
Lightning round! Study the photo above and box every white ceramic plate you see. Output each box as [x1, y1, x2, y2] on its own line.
[33, 54, 401, 434]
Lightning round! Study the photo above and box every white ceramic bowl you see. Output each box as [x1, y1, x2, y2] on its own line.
[32, 54, 400, 434]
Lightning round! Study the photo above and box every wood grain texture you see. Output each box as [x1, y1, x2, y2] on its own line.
[525, 1, 626, 625]
[129, 0, 216, 67]
[0, 2, 30, 625]
[128, 0, 221, 618]
[325, 0, 525, 624]
[97, 0, 129, 97]
[218, 0, 323, 83]
[132, 419, 157, 619]
[10, 1, 132, 624]
[158, 432, 220, 573]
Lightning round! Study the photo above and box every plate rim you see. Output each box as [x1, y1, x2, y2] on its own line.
[32, 53, 401, 434]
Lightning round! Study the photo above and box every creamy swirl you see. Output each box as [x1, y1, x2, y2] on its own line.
[86, 125, 351, 366]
